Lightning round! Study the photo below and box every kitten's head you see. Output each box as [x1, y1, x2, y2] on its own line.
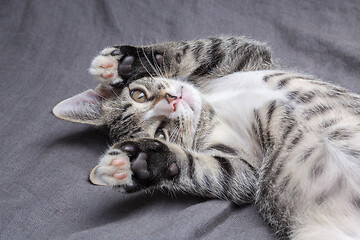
[53, 77, 204, 148]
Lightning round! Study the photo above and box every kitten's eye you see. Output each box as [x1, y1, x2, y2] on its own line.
[154, 128, 166, 140]
[130, 89, 147, 103]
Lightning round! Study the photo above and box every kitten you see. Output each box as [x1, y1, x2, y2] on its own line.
[53, 36, 360, 240]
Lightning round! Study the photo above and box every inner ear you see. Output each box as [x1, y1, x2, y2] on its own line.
[53, 85, 117, 125]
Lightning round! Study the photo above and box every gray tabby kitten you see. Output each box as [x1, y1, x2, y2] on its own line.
[53, 36, 360, 240]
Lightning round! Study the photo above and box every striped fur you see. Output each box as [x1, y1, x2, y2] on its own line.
[54, 37, 360, 240]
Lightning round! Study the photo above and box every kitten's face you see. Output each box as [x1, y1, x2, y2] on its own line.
[103, 77, 203, 148]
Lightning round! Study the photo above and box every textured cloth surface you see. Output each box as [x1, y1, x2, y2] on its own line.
[0, 1, 359, 239]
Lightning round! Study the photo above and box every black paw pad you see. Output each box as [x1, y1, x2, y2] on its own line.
[167, 162, 179, 177]
[155, 54, 164, 65]
[119, 55, 134, 79]
[131, 152, 150, 180]
[121, 144, 137, 158]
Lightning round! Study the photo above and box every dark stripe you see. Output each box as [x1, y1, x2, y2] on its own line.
[258, 148, 282, 199]
[252, 123, 262, 150]
[326, 87, 347, 98]
[131, 127, 142, 136]
[122, 113, 134, 122]
[239, 157, 257, 174]
[278, 175, 291, 194]
[233, 43, 249, 57]
[119, 118, 133, 131]
[235, 48, 252, 72]
[301, 148, 315, 162]
[266, 100, 277, 125]
[214, 156, 234, 195]
[254, 110, 265, 151]
[264, 101, 277, 149]
[122, 103, 132, 112]
[175, 53, 181, 63]
[207, 144, 237, 155]
[287, 130, 303, 151]
[272, 161, 285, 182]
[353, 197, 360, 208]
[263, 119, 296, 190]
[287, 91, 300, 101]
[203, 175, 212, 190]
[263, 73, 285, 82]
[192, 41, 204, 61]
[329, 128, 353, 140]
[110, 115, 122, 126]
[276, 77, 293, 89]
[287, 91, 317, 104]
[214, 157, 234, 176]
[192, 38, 224, 76]
[181, 42, 190, 54]
[282, 121, 295, 141]
[347, 149, 360, 157]
[298, 91, 316, 104]
[119, 129, 131, 137]
[186, 151, 195, 179]
[304, 104, 332, 120]
[262, 119, 296, 185]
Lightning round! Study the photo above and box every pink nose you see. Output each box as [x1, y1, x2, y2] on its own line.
[165, 93, 177, 104]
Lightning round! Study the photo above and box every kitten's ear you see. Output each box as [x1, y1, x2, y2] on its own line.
[53, 85, 115, 125]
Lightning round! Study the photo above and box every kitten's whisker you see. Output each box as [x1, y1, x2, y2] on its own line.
[169, 122, 180, 142]
[141, 47, 161, 78]
[151, 47, 166, 79]
[161, 50, 170, 78]
[169, 59, 174, 78]
[111, 88, 121, 100]
[136, 48, 154, 79]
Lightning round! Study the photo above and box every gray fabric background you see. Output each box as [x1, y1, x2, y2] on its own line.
[0, 0, 359, 239]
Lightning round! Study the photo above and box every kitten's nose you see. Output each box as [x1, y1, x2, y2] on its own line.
[165, 93, 177, 104]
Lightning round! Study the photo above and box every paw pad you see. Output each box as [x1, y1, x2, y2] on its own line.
[118, 55, 134, 79]
[113, 172, 128, 180]
[131, 152, 150, 180]
[111, 158, 127, 167]
[155, 54, 164, 65]
[121, 143, 137, 157]
[167, 162, 179, 177]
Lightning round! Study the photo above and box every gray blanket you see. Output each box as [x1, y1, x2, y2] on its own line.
[1, 1, 359, 239]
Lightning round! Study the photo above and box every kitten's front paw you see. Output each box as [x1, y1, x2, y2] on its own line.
[90, 139, 180, 192]
[89, 47, 135, 87]
[91, 146, 135, 189]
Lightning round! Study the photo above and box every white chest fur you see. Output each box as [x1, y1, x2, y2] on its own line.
[203, 71, 286, 157]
